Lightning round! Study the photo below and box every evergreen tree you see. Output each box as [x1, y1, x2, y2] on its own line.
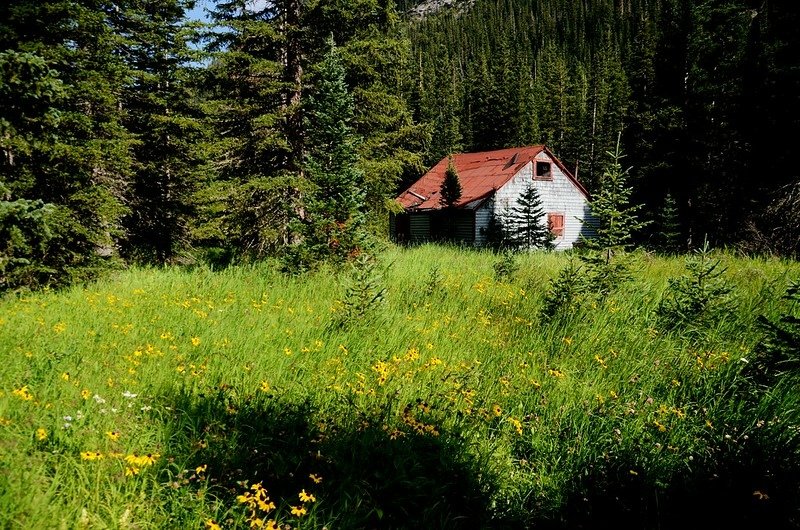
[439, 158, 462, 208]
[199, 0, 305, 258]
[301, 0, 428, 234]
[656, 238, 732, 335]
[585, 137, 648, 254]
[580, 136, 649, 297]
[505, 184, 554, 250]
[655, 191, 682, 253]
[428, 60, 463, 162]
[0, 1, 135, 284]
[296, 38, 366, 266]
[513, 61, 540, 146]
[118, 0, 208, 262]
[0, 180, 58, 291]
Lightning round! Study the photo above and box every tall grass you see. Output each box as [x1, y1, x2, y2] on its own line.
[0, 245, 798, 529]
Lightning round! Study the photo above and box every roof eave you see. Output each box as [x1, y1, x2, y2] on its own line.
[543, 146, 592, 200]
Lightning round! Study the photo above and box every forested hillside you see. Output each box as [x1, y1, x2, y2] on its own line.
[406, 0, 800, 252]
[1, 0, 798, 290]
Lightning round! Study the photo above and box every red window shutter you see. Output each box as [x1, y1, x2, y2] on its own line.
[548, 213, 565, 237]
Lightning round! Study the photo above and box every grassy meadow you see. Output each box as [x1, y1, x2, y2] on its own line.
[1, 245, 799, 529]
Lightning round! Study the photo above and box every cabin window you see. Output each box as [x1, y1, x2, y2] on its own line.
[548, 213, 565, 237]
[535, 161, 552, 180]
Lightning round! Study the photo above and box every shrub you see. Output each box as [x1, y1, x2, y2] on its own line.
[332, 252, 386, 329]
[0, 182, 58, 291]
[747, 280, 800, 386]
[540, 257, 587, 323]
[493, 250, 519, 282]
[656, 240, 733, 334]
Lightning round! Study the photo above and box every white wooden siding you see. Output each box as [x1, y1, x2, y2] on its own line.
[409, 213, 430, 242]
[494, 153, 596, 250]
[474, 198, 494, 245]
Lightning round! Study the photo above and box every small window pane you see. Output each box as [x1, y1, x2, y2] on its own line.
[535, 161, 552, 180]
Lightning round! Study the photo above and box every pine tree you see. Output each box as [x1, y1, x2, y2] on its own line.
[0, 179, 59, 291]
[580, 136, 649, 297]
[200, 0, 303, 258]
[505, 184, 554, 250]
[439, 158, 462, 208]
[0, 1, 135, 285]
[585, 136, 648, 254]
[296, 38, 366, 266]
[655, 192, 682, 254]
[300, 0, 429, 235]
[119, 0, 207, 263]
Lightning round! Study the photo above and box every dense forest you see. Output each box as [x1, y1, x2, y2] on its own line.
[1, 0, 798, 290]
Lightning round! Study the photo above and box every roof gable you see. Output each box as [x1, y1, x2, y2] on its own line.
[397, 146, 588, 210]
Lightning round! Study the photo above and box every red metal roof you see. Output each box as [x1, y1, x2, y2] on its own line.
[396, 145, 588, 210]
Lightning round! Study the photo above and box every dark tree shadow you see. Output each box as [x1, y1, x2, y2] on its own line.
[161, 388, 498, 529]
[540, 440, 800, 530]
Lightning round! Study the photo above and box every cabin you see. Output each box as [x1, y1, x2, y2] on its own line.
[391, 146, 596, 249]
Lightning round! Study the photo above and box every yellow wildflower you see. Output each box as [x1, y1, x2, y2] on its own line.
[53, 322, 66, 333]
[257, 499, 276, 512]
[237, 493, 252, 505]
[106, 431, 120, 441]
[125, 453, 159, 467]
[191, 337, 201, 347]
[594, 355, 607, 369]
[205, 519, 222, 530]
[81, 388, 91, 400]
[491, 404, 502, 417]
[81, 451, 104, 461]
[125, 466, 140, 476]
[260, 381, 271, 392]
[309, 474, 323, 484]
[61, 372, 70, 381]
[298, 489, 316, 503]
[36, 428, 48, 441]
[196, 464, 207, 475]
[264, 521, 279, 530]
[290, 505, 307, 517]
[12, 386, 33, 401]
